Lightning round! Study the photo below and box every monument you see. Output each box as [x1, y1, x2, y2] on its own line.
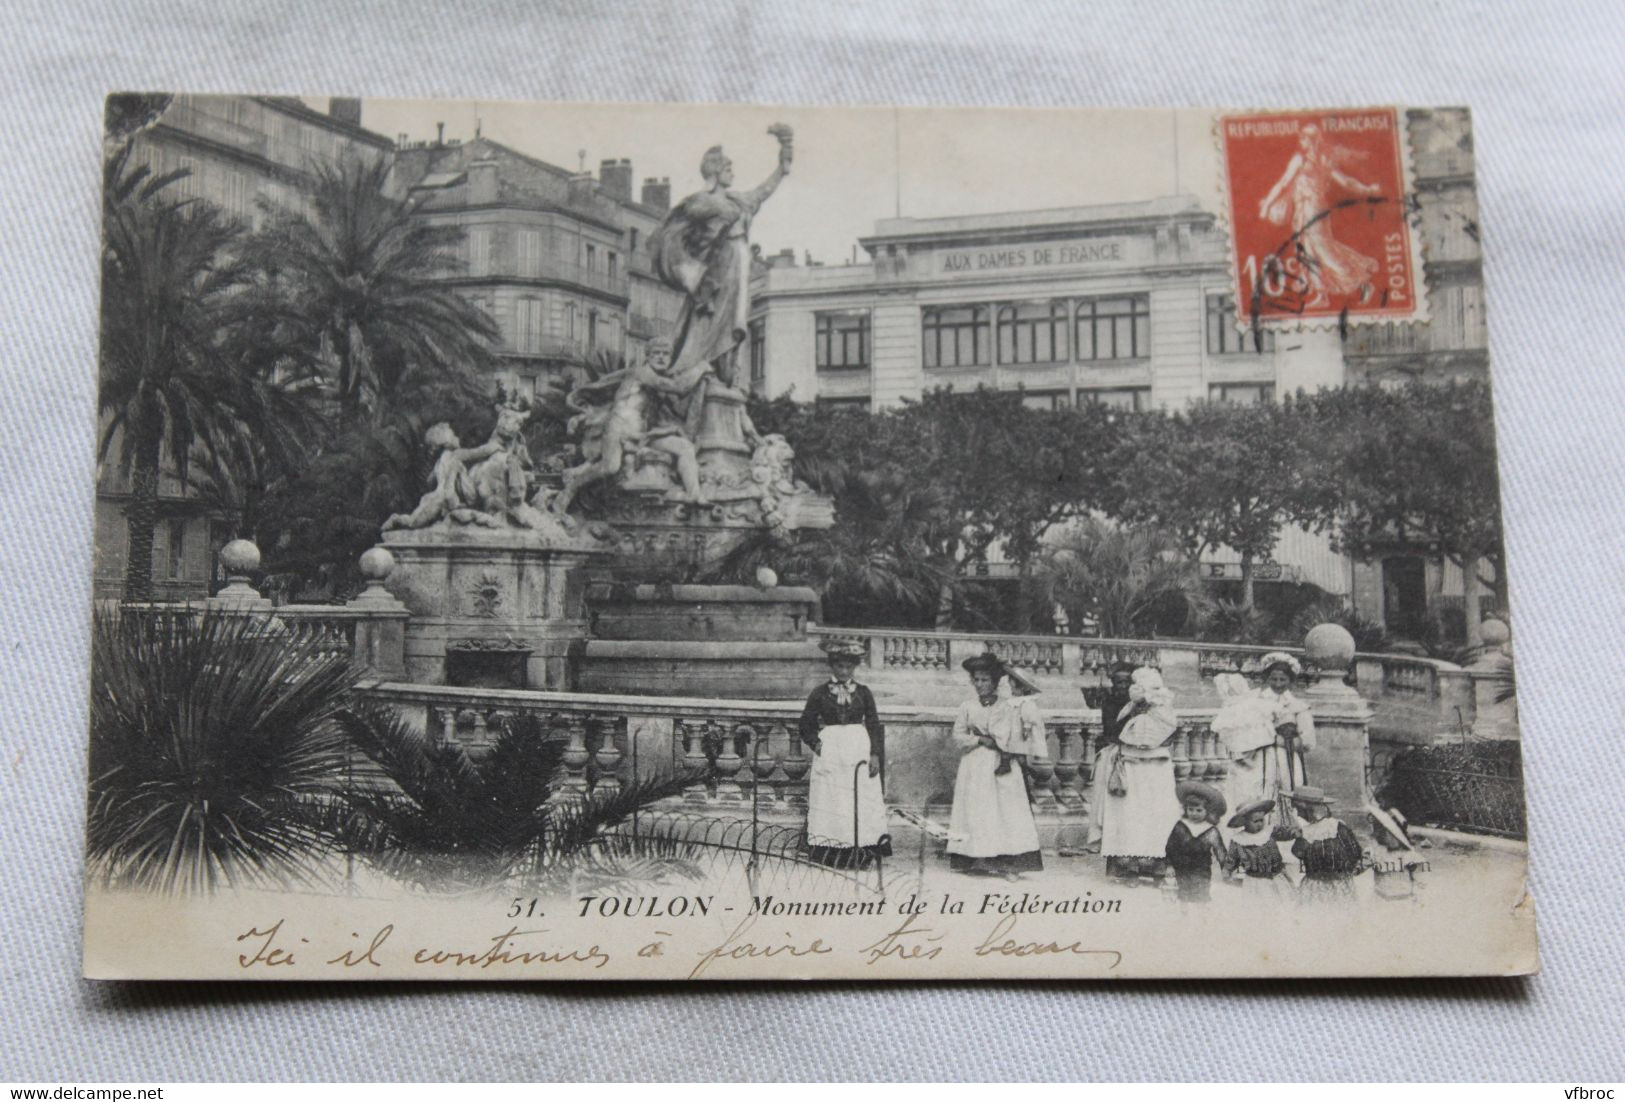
[378, 396, 616, 691]
[381, 124, 835, 697]
[552, 123, 835, 697]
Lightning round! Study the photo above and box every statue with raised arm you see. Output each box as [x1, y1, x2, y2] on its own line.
[552, 337, 711, 516]
[650, 123, 793, 381]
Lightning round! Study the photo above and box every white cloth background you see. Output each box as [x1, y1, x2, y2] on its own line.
[3, 0, 1624, 1082]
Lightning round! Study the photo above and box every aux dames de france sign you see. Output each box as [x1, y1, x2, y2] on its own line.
[934, 235, 1142, 276]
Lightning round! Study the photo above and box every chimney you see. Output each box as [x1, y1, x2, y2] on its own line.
[568, 171, 596, 206]
[641, 176, 671, 212]
[599, 158, 633, 202]
[328, 97, 362, 127]
[436, 121, 445, 146]
[469, 158, 498, 204]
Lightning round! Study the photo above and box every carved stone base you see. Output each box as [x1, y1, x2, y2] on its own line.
[579, 584, 828, 699]
[382, 524, 613, 690]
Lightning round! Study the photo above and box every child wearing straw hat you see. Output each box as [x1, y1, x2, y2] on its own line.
[1283, 786, 1365, 901]
[1165, 780, 1230, 903]
[1223, 796, 1287, 894]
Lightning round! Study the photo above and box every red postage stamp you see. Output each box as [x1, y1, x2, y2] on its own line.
[1221, 107, 1422, 325]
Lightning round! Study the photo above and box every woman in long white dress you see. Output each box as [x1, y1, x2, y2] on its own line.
[1097, 666, 1182, 882]
[1223, 652, 1315, 809]
[947, 654, 1043, 879]
[798, 638, 889, 868]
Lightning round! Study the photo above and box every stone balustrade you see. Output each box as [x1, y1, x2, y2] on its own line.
[811, 624, 1472, 744]
[361, 680, 1227, 832]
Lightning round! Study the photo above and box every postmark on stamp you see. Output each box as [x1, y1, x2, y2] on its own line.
[1221, 107, 1424, 327]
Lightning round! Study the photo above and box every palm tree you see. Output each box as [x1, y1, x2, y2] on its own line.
[99, 146, 248, 601]
[87, 607, 360, 893]
[244, 153, 499, 426]
[1033, 517, 1209, 639]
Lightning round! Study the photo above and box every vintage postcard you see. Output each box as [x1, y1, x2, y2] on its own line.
[86, 96, 1534, 980]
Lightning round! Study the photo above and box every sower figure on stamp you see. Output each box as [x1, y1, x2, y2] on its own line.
[1257, 123, 1382, 310]
[947, 654, 1044, 881]
[798, 638, 890, 869]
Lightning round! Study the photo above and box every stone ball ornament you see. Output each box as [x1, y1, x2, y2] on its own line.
[1479, 617, 1511, 648]
[755, 566, 779, 589]
[219, 538, 261, 576]
[359, 545, 396, 582]
[1304, 622, 1356, 673]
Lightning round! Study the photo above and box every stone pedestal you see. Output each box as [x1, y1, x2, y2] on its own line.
[579, 583, 827, 699]
[382, 525, 613, 690]
[1301, 624, 1375, 816]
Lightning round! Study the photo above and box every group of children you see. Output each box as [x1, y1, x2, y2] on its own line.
[1164, 780, 1366, 903]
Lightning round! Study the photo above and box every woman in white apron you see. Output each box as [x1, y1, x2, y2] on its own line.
[947, 654, 1045, 879]
[798, 638, 889, 868]
[1098, 666, 1182, 882]
[1224, 652, 1315, 808]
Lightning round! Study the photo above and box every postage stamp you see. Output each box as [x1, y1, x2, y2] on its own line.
[1220, 107, 1426, 327]
[84, 97, 1529, 981]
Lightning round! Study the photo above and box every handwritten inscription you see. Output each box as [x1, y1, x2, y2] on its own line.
[226, 890, 1125, 978]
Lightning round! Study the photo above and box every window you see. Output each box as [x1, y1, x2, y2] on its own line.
[816, 312, 869, 370]
[1020, 391, 1069, 410]
[585, 243, 597, 272]
[1079, 387, 1150, 412]
[922, 305, 991, 368]
[564, 301, 577, 342]
[587, 309, 598, 350]
[516, 297, 544, 353]
[467, 228, 492, 276]
[607, 252, 618, 280]
[1206, 293, 1275, 354]
[749, 319, 767, 387]
[516, 230, 541, 278]
[167, 518, 187, 580]
[1209, 383, 1275, 405]
[996, 300, 1069, 364]
[1076, 295, 1150, 360]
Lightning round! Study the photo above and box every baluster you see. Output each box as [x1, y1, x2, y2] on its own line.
[558, 713, 591, 799]
[753, 723, 782, 805]
[1172, 726, 1192, 781]
[1052, 724, 1083, 810]
[1027, 730, 1058, 814]
[465, 707, 490, 755]
[679, 719, 710, 804]
[781, 726, 811, 807]
[433, 705, 458, 750]
[714, 722, 745, 802]
[593, 715, 623, 799]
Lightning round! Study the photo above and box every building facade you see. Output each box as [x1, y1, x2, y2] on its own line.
[96, 95, 395, 601]
[391, 138, 686, 400]
[747, 108, 1492, 639]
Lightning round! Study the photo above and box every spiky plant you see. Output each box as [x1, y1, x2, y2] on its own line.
[87, 608, 360, 893]
[331, 708, 702, 893]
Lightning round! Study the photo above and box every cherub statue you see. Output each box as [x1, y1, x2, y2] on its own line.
[552, 337, 711, 515]
[382, 423, 502, 531]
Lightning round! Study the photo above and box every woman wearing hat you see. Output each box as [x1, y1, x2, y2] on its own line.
[1097, 666, 1183, 883]
[946, 653, 1044, 879]
[1224, 652, 1316, 812]
[798, 639, 890, 868]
